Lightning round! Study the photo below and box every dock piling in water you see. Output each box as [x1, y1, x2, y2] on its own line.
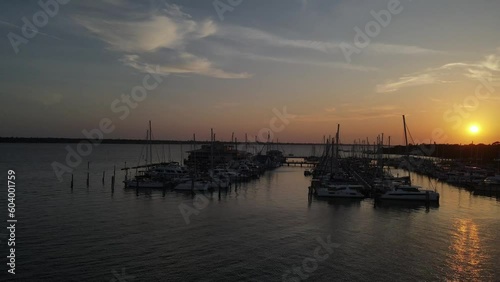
[124, 162, 128, 181]
[425, 190, 430, 208]
[86, 161, 90, 188]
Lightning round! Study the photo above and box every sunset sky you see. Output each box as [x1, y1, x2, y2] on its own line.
[1, 0, 499, 144]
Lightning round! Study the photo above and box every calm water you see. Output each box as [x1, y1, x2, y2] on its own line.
[1, 143, 499, 281]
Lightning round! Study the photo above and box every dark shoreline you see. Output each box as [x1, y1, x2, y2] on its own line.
[1, 138, 498, 163]
[0, 137, 323, 146]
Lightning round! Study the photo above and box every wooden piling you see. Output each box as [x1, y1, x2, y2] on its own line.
[86, 162, 90, 188]
[111, 176, 115, 193]
[136, 178, 139, 195]
[102, 171, 105, 185]
[191, 178, 195, 197]
[71, 173, 74, 190]
[124, 162, 128, 181]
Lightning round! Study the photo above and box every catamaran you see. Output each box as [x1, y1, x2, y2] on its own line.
[378, 115, 440, 202]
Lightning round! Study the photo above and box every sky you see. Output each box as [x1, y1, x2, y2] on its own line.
[0, 0, 499, 144]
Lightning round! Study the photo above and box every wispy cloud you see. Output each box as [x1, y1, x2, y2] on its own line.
[234, 51, 379, 72]
[75, 11, 215, 53]
[218, 25, 441, 56]
[368, 43, 442, 56]
[120, 53, 251, 79]
[376, 52, 500, 93]
[74, 2, 441, 77]
[376, 73, 442, 93]
[0, 19, 63, 40]
[217, 25, 338, 54]
[213, 25, 441, 72]
[75, 2, 248, 79]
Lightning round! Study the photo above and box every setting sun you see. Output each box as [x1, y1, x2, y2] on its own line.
[469, 125, 480, 134]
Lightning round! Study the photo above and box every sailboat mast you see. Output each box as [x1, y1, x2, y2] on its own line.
[192, 133, 197, 178]
[402, 115, 410, 184]
[245, 133, 248, 152]
[402, 115, 408, 154]
[335, 124, 340, 160]
[145, 129, 149, 165]
[149, 120, 153, 166]
[210, 128, 214, 172]
[330, 136, 334, 175]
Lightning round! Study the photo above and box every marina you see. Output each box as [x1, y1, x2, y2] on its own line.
[107, 118, 499, 208]
[2, 1, 500, 280]
[1, 142, 499, 281]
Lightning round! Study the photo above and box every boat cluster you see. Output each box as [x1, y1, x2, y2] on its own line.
[385, 157, 500, 191]
[307, 118, 440, 203]
[308, 158, 440, 203]
[123, 141, 285, 192]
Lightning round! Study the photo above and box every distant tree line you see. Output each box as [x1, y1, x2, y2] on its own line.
[383, 143, 500, 163]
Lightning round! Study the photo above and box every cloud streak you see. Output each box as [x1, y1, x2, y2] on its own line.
[218, 25, 441, 56]
[75, 2, 248, 79]
[120, 54, 251, 79]
[376, 52, 500, 93]
[74, 2, 441, 78]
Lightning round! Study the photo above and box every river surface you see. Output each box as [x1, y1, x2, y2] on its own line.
[0, 143, 499, 281]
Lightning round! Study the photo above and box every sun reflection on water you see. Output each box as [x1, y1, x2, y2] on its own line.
[447, 219, 489, 281]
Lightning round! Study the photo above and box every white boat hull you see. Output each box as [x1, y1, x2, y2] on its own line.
[174, 181, 210, 192]
[379, 191, 439, 201]
[125, 180, 165, 188]
[315, 184, 365, 198]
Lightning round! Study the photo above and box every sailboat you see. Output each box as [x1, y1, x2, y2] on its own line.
[174, 133, 211, 192]
[379, 116, 440, 202]
[125, 121, 166, 189]
[312, 125, 365, 199]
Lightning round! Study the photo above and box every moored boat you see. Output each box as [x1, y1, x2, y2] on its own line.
[315, 183, 365, 198]
[484, 174, 500, 185]
[379, 115, 440, 203]
[378, 185, 439, 201]
[174, 178, 211, 192]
